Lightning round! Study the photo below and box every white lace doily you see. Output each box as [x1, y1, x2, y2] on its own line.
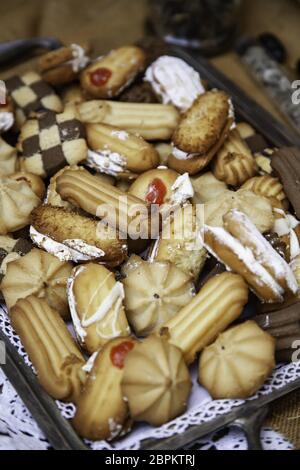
[0, 304, 297, 451]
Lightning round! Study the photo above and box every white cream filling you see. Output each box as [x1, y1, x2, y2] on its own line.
[0, 112, 14, 133]
[30, 226, 105, 262]
[68, 43, 90, 73]
[82, 351, 99, 373]
[170, 173, 194, 205]
[67, 266, 126, 344]
[86, 149, 127, 176]
[273, 209, 300, 260]
[144, 55, 205, 112]
[171, 145, 198, 161]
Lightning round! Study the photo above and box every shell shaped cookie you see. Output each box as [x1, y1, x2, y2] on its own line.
[199, 321, 275, 399]
[0, 177, 41, 234]
[1, 247, 72, 318]
[121, 336, 192, 426]
[122, 258, 195, 336]
[68, 263, 130, 353]
[241, 175, 288, 209]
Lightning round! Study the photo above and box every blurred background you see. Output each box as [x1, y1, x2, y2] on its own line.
[1, 0, 300, 128]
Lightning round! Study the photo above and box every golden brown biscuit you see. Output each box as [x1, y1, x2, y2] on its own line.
[241, 175, 288, 210]
[191, 172, 227, 204]
[76, 100, 180, 141]
[0, 236, 32, 295]
[151, 205, 207, 280]
[11, 295, 86, 402]
[204, 189, 274, 233]
[168, 117, 232, 175]
[73, 337, 135, 441]
[68, 263, 130, 353]
[1, 247, 72, 318]
[31, 205, 127, 266]
[0, 177, 41, 235]
[160, 272, 248, 364]
[80, 46, 145, 99]
[10, 172, 45, 199]
[0, 137, 18, 177]
[199, 321, 275, 399]
[212, 128, 257, 186]
[86, 123, 159, 176]
[121, 336, 192, 426]
[122, 257, 195, 336]
[172, 90, 232, 154]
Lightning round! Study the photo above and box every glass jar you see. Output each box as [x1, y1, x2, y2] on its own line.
[148, 0, 242, 55]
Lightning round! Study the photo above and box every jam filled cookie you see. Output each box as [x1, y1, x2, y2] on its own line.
[11, 295, 86, 402]
[168, 90, 234, 175]
[73, 337, 135, 441]
[128, 168, 193, 208]
[1, 247, 72, 318]
[0, 137, 18, 177]
[161, 272, 248, 364]
[30, 205, 127, 266]
[5, 71, 62, 127]
[144, 55, 205, 112]
[80, 46, 145, 99]
[38, 44, 90, 86]
[76, 100, 180, 141]
[18, 108, 87, 178]
[199, 321, 275, 399]
[86, 123, 159, 177]
[121, 336, 192, 426]
[0, 176, 41, 234]
[68, 263, 130, 353]
[122, 257, 195, 336]
[212, 128, 257, 187]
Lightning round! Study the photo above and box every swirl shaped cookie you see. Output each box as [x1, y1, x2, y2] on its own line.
[199, 321, 275, 398]
[73, 337, 135, 441]
[1, 247, 72, 318]
[121, 336, 192, 426]
[212, 129, 257, 186]
[68, 263, 130, 353]
[122, 257, 195, 336]
[11, 295, 86, 402]
[161, 272, 248, 364]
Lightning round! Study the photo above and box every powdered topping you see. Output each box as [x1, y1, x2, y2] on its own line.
[69, 44, 90, 73]
[81, 281, 125, 327]
[170, 173, 194, 205]
[201, 224, 284, 300]
[82, 351, 99, 373]
[67, 266, 87, 342]
[144, 55, 205, 112]
[30, 226, 104, 262]
[171, 145, 198, 161]
[86, 148, 127, 176]
[273, 209, 300, 260]
[0, 112, 14, 133]
[227, 209, 298, 294]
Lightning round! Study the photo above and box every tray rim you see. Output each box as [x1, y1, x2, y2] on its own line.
[1, 46, 300, 451]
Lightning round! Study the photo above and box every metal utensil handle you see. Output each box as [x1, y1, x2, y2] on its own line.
[0, 38, 62, 66]
[234, 405, 269, 450]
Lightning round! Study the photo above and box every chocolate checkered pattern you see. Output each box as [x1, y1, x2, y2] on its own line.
[21, 110, 86, 176]
[5, 71, 62, 118]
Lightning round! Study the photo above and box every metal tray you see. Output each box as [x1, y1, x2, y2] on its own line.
[1, 46, 300, 451]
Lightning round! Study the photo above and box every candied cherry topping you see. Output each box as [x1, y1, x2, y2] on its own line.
[145, 178, 167, 206]
[89, 67, 112, 87]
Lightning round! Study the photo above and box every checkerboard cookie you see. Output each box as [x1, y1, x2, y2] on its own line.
[5, 71, 63, 127]
[18, 107, 87, 177]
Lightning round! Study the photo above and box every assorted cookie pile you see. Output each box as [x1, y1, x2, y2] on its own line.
[1, 42, 300, 443]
